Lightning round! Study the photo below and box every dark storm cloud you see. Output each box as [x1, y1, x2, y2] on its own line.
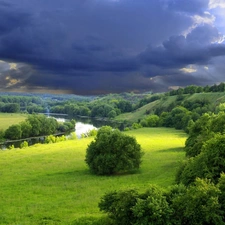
[0, 2, 31, 35]
[0, 0, 224, 94]
[0, 1, 191, 55]
[139, 24, 225, 72]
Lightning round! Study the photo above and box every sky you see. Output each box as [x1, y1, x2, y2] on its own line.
[0, 0, 225, 95]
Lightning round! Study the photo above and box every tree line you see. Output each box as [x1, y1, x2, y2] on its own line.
[0, 114, 75, 141]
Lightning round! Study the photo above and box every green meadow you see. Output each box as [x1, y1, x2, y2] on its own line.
[0, 113, 27, 130]
[0, 128, 187, 224]
[115, 92, 225, 123]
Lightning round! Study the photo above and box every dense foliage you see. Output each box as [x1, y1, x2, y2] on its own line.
[85, 126, 143, 175]
[4, 114, 75, 140]
[99, 178, 225, 225]
[177, 112, 225, 186]
[94, 84, 225, 224]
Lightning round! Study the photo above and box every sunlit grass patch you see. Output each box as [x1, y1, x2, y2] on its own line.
[0, 128, 186, 224]
[0, 113, 27, 130]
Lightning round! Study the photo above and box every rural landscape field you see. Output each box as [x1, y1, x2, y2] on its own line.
[1, 1, 225, 224]
[1, 84, 225, 224]
[0, 126, 186, 224]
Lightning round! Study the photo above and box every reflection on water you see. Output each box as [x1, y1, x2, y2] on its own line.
[54, 117, 66, 123]
[73, 116, 127, 130]
[0, 115, 128, 149]
[75, 122, 97, 138]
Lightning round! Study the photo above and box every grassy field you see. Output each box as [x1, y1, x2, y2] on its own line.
[0, 128, 187, 224]
[115, 100, 160, 123]
[0, 113, 27, 130]
[115, 92, 225, 123]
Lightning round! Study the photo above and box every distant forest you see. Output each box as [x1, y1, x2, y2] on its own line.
[0, 83, 225, 132]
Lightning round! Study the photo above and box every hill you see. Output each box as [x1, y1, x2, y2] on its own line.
[115, 92, 225, 123]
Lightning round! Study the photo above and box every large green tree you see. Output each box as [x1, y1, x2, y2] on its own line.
[85, 126, 143, 175]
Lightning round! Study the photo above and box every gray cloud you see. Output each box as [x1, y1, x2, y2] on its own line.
[0, 0, 224, 94]
[139, 24, 225, 71]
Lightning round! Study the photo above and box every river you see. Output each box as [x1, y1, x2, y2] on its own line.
[0, 115, 126, 149]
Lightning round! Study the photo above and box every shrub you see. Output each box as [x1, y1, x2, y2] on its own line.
[99, 186, 172, 225]
[20, 141, 29, 148]
[45, 135, 56, 144]
[146, 115, 159, 127]
[171, 178, 224, 225]
[68, 132, 77, 140]
[132, 123, 142, 129]
[124, 127, 130, 131]
[86, 129, 98, 137]
[85, 126, 143, 175]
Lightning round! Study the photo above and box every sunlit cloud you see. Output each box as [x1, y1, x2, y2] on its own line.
[180, 65, 197, 73]
[9, 63, 18, 70]
[209, 0, 225, 9]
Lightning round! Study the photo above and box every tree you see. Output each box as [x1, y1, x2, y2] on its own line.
[131, 186, 172, 225]
[171, 178, 224, 225]
[2, 103, 20, 113]
[85, 126, 143, 175]
[99, 189, 139, 225]
[185, 113, 213, 157]
[99, 186, 172, 225]
[179, 134, 225, 185]
[146, 115, 159, 127]
[27, 114, 41, 136]
[4, 124, 22, 140]
[20, 121, 32, 138]
[107, 110, 117, 118]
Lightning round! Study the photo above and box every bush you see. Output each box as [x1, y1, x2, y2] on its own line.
[86, 129, 98, 137]
[68, 132, 77, 140]
[124, 127, 130, 131]
[171, 178, 224, 225]
[45, 135, 56, 144]
[85, 126, 143, 175]
[99, 180, 224, 225]
[99, 186, 172, 225]
[99, 190, 139, 224]
[20, 141, 29, 148]
[179, 134, 225, 186]
[132, 123, 142, 129]
[146, 115, 159, 127]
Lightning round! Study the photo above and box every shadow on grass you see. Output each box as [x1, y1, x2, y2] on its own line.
[72, 216, 114, 225]
[45, 169, 91, 177]
[157, 147, 185, 153]
[44, 167, 142, 180]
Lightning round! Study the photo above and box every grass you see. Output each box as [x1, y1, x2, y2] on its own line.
[115, 100, 160, 123]
[115, 92, 225, 124]
[188, 92, 225, 103]
[0, 127, 187, 224]
[0, 113, 27, 130]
